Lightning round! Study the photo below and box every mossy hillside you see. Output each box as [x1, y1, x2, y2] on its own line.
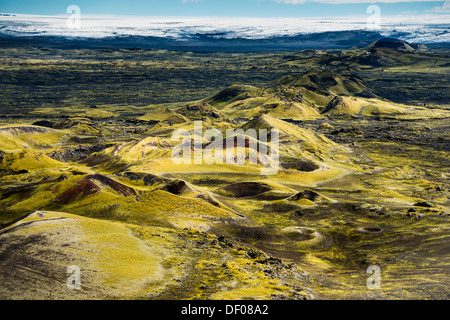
[241, 114, 339, 156]
[83, 139, 281, 176]
[112, 170, 235, 212]
[137, 106, 190, 124]
[0, 211, 182, 299]
[287, 189, 335, 204]
[51, 187, 236, 228]
[196, 70, 377, 121]
[103, 136, 174, 163]
[175, 102, 231, 123]
[74, 108, 352, 180]
[271, 71, 367, 97]
[322, 96, 450, 118]
[205, 71, 375, 120]
[219, 95, 323, 121]
[0, 169, 238, 229]
[286, 47, 449, 73]
[274, 49, 449, 107]
[79, 135, 181, 173]
[0, 149, 67, 173]
[0, 125, 69, 152]
[313, 214, 450, 299]
[150, 228, 312, 300]
[204, 84, 259, 108]
[31, 105, 119, 119]
[0, 210, 314, 300]
[0, 171, 88, 225]
[348, 142, 449, 215]
[210, 195, 450, 299]
[265, 101, 323, 121]
[215, 181, 296, 199]
[53, 117, 109, 136]
[145, 119, 238, 138]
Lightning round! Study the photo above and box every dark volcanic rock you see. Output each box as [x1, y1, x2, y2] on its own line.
[56, 174, 137, 204]
[281, 159, 320, 172]
[414, 201, 432, 208]
[117, 172, 167, 186]
[288, 190, 323, 202]
[164, 180, 187, 195]
[218, 182, 272, 198]
[372, 38, 414, 52]
[48, 145, 113, 162]
[115, 171, 189, 195]
[331, 126, 363, 136]
[32, 120, 55, 128]
[176, 102, 228, 122]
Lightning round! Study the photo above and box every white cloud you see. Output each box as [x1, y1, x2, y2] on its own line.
[277, 0, 442, 3]
[428, 1, 450, 12]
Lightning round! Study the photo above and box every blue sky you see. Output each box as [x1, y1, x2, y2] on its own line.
[0, 0, 448, 17]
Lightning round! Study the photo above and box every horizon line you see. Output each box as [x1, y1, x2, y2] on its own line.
[1, 12, 450, 20]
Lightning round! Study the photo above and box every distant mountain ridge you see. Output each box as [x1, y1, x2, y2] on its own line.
[1, 30, 449, 52]
[1, 14, 450, 52]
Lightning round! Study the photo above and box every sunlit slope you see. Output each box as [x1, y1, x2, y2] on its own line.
[203, 69, 450, 120]
[241, 114, 337, 154]
[322, 96, 450, 118]
[0, 211, 313, 300]
[0, 211, 177, 299]
[138, 106, 190, 124]
[0, 170, 238, 230]
[0, 125, 68, 153]
[80, 113, 350, 188]
[284, 39, 449, 73]
[0, 125, 70, 173]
